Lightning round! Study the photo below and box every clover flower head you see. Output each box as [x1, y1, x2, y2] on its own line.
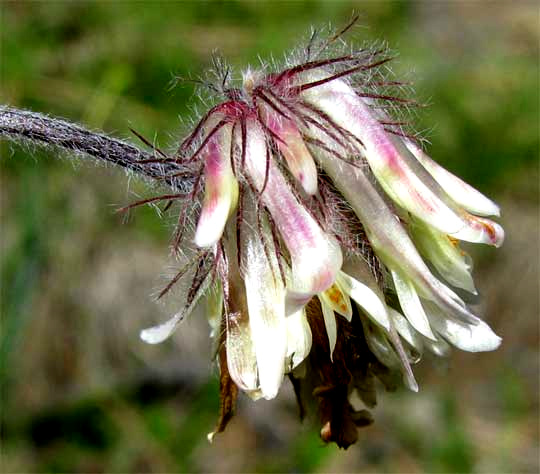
[138, 18, 503, 448]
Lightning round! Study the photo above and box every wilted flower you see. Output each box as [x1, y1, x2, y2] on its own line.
[138, 19, 503, 448]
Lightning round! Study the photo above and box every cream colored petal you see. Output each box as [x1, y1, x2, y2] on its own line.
[425, 302, 502, 352]
[195, 124, 238, 248]
[285, 308, 312, 371]
[244, 230, 287, 400]
[359, 316, 400, 369]
[140, 271, 211, 344]
[339, 271, 390, 330]
[206, 280, 223, 340]
[319, 297, 337, 361]
[422, 335, 451, 358]
[226, 310, 259, 393]
[311, 140, 478, 327]
[244, 120, 342, 315]
[303, 76, 504, 247]
[449, 214, 505, 248]
[302, 78, 466, 235]
[391, 270, 436, 341]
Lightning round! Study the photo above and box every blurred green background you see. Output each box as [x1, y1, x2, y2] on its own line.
[1, 2, 538, 473]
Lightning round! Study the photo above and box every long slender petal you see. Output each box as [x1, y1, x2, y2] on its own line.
[302, 76, 504, 247]
[225, 310, 260, 397]
[244, 218, 287, 400]
[312, 145, 478, 326]
[319, 297, 338, 360]
[140, 270, 212, 344]
[388, 308, 424, 353]
[206, 280, 223, 345]
[425, 302, 502, 352]
[302, 78, 466, 235]
[285, 308, 312, 371]
[405, 140, 501, 217]
[454, 213, 505, 248]
[260, 105, 318, 194]
[422, 335, 451, 358]
[244, 120, 342, 315]
[391, 270, 436, 340]
[359, 317, 400, 369]
[386, 322, 419, 392]
[338, 271, 390, 331]
[195, 123, 238, 248]
[223, 229, 261, 399]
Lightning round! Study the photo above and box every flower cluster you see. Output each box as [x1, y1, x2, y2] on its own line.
[138, 22, 503, 448]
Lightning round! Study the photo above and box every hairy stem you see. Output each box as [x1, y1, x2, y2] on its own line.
[0, 106, 194, 193]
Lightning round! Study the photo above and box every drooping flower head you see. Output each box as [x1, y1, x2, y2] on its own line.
[136, 18, 503, 448]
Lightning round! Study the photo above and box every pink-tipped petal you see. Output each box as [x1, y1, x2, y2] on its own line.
[195, 124, 238, 248]
[244, 120, 342, 315]
[302, 77, 466, 235]
[450, 214, 505, 248]
[312, 147, 478, 326]
[261, 106, 318, 194]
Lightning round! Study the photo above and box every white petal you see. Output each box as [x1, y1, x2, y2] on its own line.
[311, 142, 478, 325]
[286, 309, 312, 371]
[319, 297, 337, 361]
[449, 214, 505, 248]
[244, 233, 287, 400]
[226, 311, 259, 393]
[426, 303, 502, 352]
[391, 270, 436, 340]
[140, 311, 184, 344]
[194, 124, 238, 248]
[245, 120, 342, 315]
[303, 78, 466, 235]
[140, 270, 211, 344]
[405, 140, 501, 217]
[305, 80, 504, 247]
[339, 271, 390, 330]
[206, 281, 223, 339]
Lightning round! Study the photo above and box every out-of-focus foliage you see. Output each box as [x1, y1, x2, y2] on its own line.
[1, 2, 538, 473]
